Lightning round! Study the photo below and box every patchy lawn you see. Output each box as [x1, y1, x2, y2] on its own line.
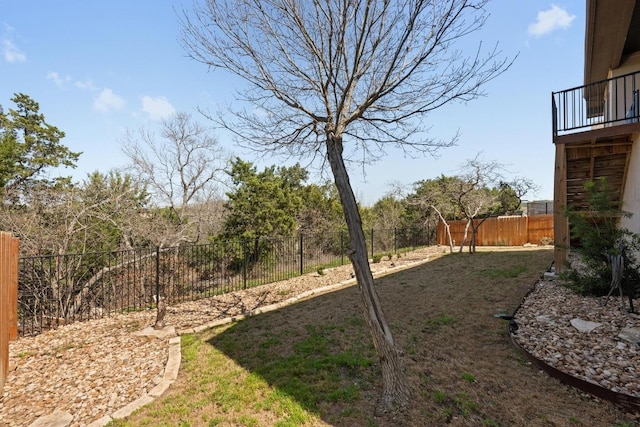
[109, 249, 638, 427]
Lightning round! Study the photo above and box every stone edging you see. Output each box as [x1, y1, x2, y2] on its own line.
[27, 256, 433, 426]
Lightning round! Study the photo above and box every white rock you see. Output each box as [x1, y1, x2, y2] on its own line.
[619, 327, 640, 345]
[536, 314, 556, 324]
[28, 410, 73, 427]
[570, 318, 602, 333]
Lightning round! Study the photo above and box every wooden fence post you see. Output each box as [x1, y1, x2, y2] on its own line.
[1, 231, 18, 393]
[9, 237, 18, 340]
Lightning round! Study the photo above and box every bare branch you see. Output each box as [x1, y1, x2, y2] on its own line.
[180, 0, 514, 163]
[121, 113, 226, 208]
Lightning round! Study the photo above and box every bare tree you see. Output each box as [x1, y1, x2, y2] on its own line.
[405, 178, 458, 253]
[180, 0, 513, 413]
[121, 112, 227, 245]
[0, 171, 151, 322]
[449, 156, 537, 253]
[451, 156, 501, 253]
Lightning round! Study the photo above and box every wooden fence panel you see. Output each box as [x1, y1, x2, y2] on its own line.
[1, 232, 18, 393]
[439, 221, 463, 246]
[528, 215, 555, 245]
[436, 215, 554, 247]
[488, 216, 527, 246]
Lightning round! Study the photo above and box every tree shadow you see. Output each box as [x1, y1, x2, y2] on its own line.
[199, 249, 620, 426]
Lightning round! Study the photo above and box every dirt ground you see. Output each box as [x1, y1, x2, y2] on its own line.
[370, 249, 635, 426]
[312, 249, 637, 426]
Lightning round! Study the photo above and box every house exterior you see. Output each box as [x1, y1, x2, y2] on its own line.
[553, 0, 640, 272]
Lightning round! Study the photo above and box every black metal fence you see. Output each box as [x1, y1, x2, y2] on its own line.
[17, 227, 432, 336]
[552, 70, 640, 136]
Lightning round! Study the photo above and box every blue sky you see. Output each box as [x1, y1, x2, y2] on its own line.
[1, 1, 584, 206]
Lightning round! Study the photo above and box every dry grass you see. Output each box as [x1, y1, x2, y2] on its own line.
[110, 249, 639, 427]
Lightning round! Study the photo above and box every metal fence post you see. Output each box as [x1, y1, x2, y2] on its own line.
[242, 240, 248, 289]
[340, 231, 344, 265]
[370, 228, 374, 258]
[155, 246, 160, 307]
[299, 234, 304, 276]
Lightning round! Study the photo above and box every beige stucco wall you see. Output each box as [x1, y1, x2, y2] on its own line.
[614, 53, 640, 235]
[620, 132, 640, 235]
[610, 52, 640, 78]
[605, 53, 640, 123]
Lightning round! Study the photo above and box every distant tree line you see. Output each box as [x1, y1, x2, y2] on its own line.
[1, 93, 534, 260]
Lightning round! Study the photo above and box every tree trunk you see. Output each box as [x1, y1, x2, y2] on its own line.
[325, 133, 410, 414]
[432, 206, 454, 253]
[459, 219, 471, 253]
[470, 223, 477, 254]
[470, 217, 490, 254]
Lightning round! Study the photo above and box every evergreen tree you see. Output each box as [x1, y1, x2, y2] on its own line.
[564, 178, 640, 300]
[0, 93, 80, 200]
[222, 158, 307, 241]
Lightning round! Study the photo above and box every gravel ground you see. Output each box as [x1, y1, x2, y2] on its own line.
[513, 279, 640, 397]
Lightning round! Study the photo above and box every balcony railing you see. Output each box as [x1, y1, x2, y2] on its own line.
[552, 70, 640, 137]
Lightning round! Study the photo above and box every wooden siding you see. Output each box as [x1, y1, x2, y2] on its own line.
[554, 134, 634, 273]
[436, 215, 554, 247]
[0, 232, 18, 393]
[564, 139, 632, 211]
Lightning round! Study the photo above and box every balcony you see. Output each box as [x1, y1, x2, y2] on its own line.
[552, 71, 640, 218]
[553, 70, 640, 143]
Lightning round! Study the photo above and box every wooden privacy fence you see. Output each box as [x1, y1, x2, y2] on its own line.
[436, 214, 554, 247]
[0, 232, 18, 393]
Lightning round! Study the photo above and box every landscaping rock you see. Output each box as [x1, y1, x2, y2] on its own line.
[619, 327, 640, 345]
[570, 318, 603, 333]
[133, 325, 176, 340]
[28, 410, 73, 427]
[514, 280, 640, 399]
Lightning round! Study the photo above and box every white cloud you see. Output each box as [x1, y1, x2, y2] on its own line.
[94, 88, 126, 113]
[528, 5, 576, 37]
[46, 71, 71, 88]
[75, 79, 98, 91]
[45, 71, 98, 91]
[141, 96, 175, 121]
[2, 39, 25, 63]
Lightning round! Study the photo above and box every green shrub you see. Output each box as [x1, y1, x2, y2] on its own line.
[562, 178, 640, 301]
